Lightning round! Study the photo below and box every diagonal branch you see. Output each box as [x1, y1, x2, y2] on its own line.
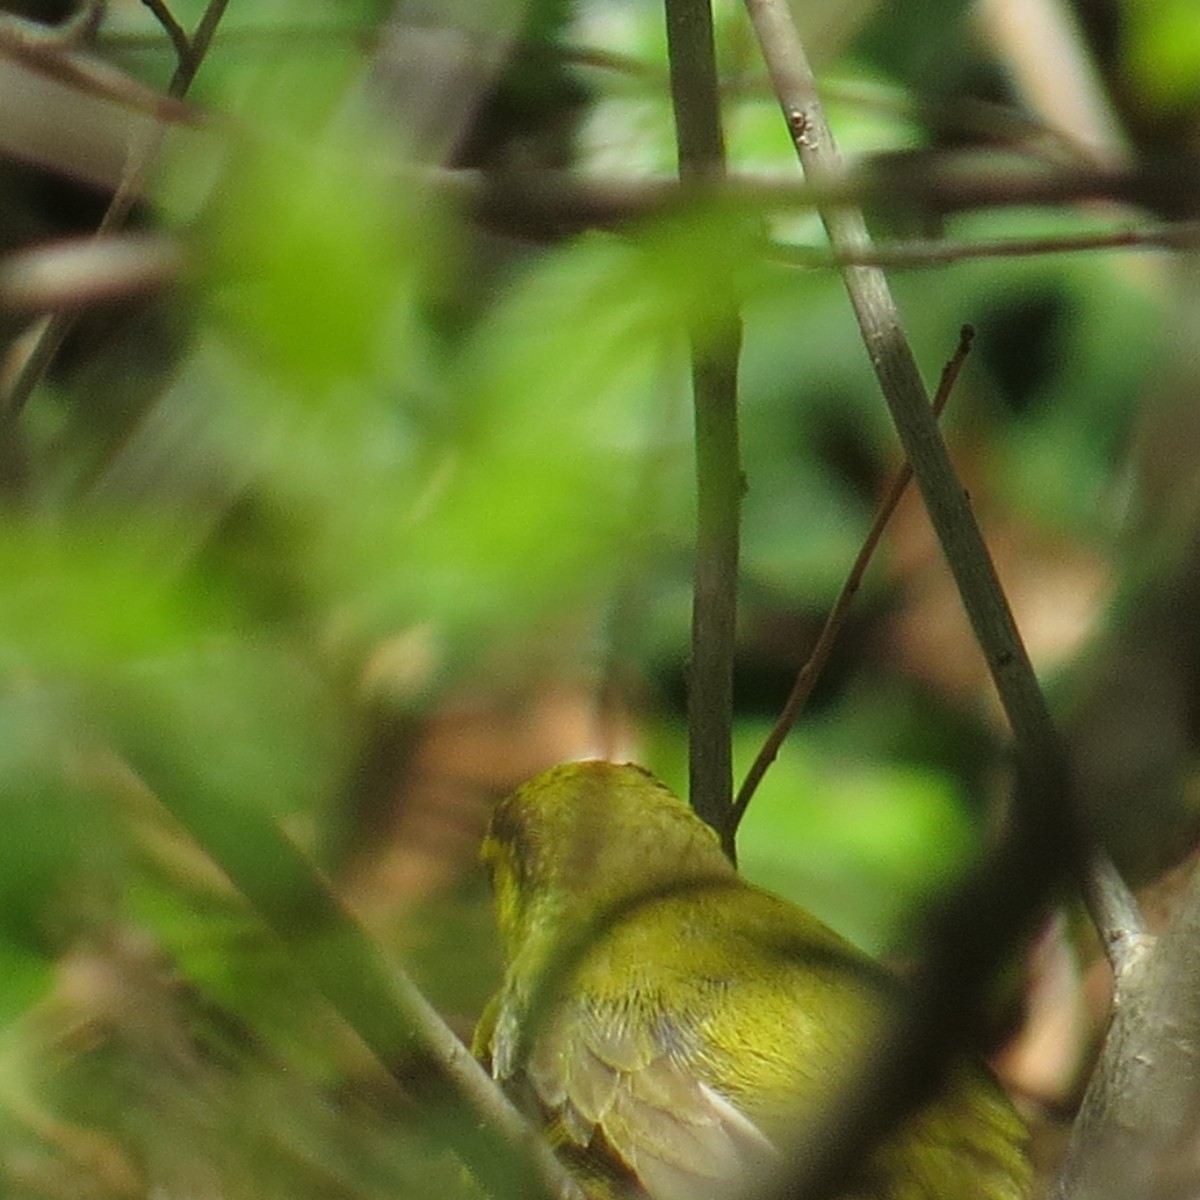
[112, 756, 582, 1200]
[140, 0, 191, 66]
[743, 0, 1065, 778]
[732, 3, 1137, 1198]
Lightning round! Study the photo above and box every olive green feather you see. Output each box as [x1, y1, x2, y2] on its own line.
[475, 761, 1031, 1200]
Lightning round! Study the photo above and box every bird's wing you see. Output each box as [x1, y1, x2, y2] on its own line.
[525, 997, 781, 1200]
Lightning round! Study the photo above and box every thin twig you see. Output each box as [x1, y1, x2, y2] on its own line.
[733, 326, 975, 828]
[440, 161, 1200, 247]
[168, 0, 229, 95]
[772, 220, 1200, 268]
[1, 0, 229, 430]
[663, 0, 744, 857]
[140, 0, 191, 67]
[0, 0, 200, 124]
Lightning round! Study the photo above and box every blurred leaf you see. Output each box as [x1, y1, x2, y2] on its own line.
[102, 639, 346, 826]
[203, 134, 441, 392]
[1123, 0, 1200, 114]
[124, 875, 352, 1075]
[0, 941, 54, 1027]
[0, 688, 123, 977]
[392, 229, 699, 641]
[0, 521, 231, 673]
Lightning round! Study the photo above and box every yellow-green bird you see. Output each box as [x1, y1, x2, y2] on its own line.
[474, 760, 1031, 1200]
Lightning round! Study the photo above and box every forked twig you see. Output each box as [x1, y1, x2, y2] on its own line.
[140, 0, 191, 66]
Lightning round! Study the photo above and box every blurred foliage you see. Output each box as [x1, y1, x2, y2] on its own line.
[0, 0, 1198, 1195]
[1122, 0, 1200, 116]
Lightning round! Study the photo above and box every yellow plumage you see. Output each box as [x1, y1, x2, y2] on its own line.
[474, 760, 1031, 1200]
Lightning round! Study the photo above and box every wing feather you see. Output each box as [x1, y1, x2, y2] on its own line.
[525, 998, 781, 1200]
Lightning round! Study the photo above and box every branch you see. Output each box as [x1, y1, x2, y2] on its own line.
[1083, 846, 1149, 978]
[140, 0, 191, 68]
[1051, 855, 1200, 1200]
[735, 8, 1187, 1200]
[734, 2, 1094, 1196]
[733, 326, 974, 827]
[0, 4, 199, 124]
[165, 0, 228, 96]
[438, 161, 1200, 247]
[0, 0, 228, 440]
[119, 762, 581, 1200]
[771, 220, 1200, 268]
[663, 0, 743, 857]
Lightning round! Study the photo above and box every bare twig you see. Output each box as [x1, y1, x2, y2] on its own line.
[140, 0, 191, 67]
[440, 161, 1200, 246]
[0, 0, 228, 430]
[663, 0, 743, 857]
[733, 326, 975, 828]
[166, 0, 228, 96]
[772, 220, 1200, 267]
[0, 3, 199, 124]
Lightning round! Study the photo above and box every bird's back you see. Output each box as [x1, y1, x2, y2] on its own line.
[477, 762, 1032, 1200]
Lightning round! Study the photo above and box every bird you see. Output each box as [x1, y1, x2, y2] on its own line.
[473, 759, 1032, 1200]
